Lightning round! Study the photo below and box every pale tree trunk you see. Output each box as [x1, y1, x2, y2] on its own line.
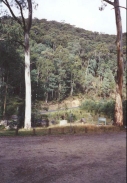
[52, 90, 53, 99]
[3, 75, 8, 119]
[36, 68, 39, 99]
[45, 92, 48, 103]
[114, 85, 123, 126]
[70, 83, 74, 96]
[70, 80, 74, 96]
[70, 72, 74, 96]
[1, 0, 33, 129]
[58, 83, 61, 101]
[114, 0, 123, 126]
[103, 0, 124, 126]
[3, 83, 7, 118]
[24, 32, 31, 129]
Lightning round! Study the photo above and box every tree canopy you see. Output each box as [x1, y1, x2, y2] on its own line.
[0, 14, 126, 127]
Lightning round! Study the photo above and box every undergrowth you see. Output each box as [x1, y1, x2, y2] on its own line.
[0, 125, 125, 137]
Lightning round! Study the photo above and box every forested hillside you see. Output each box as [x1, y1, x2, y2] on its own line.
[0, 18, 126, 118]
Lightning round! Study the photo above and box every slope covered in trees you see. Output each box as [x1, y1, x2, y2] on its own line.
[0, 18, 126, 124]
[30, 19, 126, 100]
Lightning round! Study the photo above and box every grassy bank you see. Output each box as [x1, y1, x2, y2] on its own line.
[0, 124, 125, 137]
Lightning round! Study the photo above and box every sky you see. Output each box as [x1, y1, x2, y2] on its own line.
[32, 0, 126, 35]
[0, 0, 126, 35]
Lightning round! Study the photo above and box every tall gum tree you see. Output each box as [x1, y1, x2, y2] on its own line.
[100, 0, 124, 126]
[1, 0, 34, 129]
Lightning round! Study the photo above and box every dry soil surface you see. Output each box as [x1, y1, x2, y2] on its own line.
[0, 132, 126, 183]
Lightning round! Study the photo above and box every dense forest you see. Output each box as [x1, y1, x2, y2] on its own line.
[0, 17, 126, 121]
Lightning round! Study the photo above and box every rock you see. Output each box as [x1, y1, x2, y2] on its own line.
[5, 126, 10, 130]
[0, 120, 8, 126]
[59, 120, 67, 126]
[80, 118, 86, 123]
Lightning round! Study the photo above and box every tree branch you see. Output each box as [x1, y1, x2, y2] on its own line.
[103, 0, 114, 6]
[15, 0, 26, 31]
[2, 0, 22, 26]
[112, 6, 127, 10]
[1, 0, 7, 6]
[27, 0, 32, 32]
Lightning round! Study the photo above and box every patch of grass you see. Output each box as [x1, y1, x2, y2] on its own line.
[0, 124, 124, 137]
[0, 129, 16, 136]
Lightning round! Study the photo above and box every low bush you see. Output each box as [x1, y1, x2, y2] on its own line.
[0, 125, 5, 130]
[80, 99, 127, 125]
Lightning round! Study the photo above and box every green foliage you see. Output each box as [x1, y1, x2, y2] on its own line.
[81, 99, 127, 125]
[0, 17, 126, 122]
[100, 70, 115, 97]
[84, 73, 95, 94]
[0, 125, 5, 130]
[5, 97, 23, 118]
[0, 40, 24, 119]
[80, 99, 115, 119]
[88, 59, 98, 76]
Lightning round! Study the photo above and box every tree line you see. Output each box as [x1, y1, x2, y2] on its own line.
[0, 0, 126, 128]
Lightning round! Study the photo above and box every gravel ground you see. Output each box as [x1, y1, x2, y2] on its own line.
[0, 131, 126, 183]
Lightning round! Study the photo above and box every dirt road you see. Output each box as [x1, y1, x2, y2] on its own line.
[0, 132, 126, 183]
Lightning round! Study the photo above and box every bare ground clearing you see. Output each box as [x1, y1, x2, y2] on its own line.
[0, 132, 126, 183]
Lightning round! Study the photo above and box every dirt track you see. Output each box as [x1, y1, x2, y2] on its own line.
[0, 132, 126, 183]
